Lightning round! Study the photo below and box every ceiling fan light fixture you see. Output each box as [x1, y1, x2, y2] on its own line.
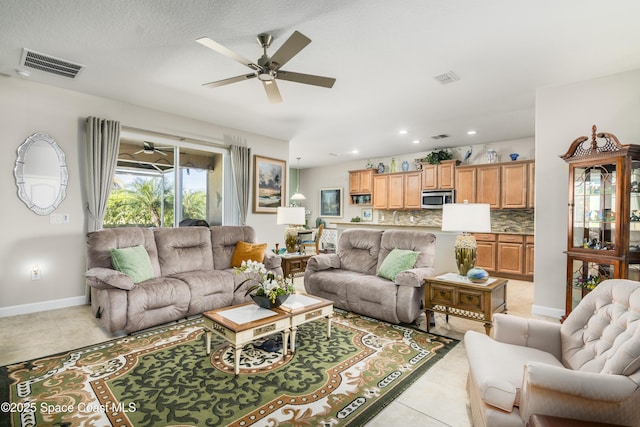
[258, 71, 276, 82]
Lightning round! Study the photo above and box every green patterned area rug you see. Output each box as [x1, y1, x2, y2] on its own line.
[1, 310, 457, 427]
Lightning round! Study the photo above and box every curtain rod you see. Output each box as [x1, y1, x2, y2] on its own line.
[121, 125, 230, 149]
[85, 118, 231, 149]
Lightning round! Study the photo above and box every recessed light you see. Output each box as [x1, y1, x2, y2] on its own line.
[412, 140, 421, 144]
[351, 149, 359, 154]
[467, 130, 477, 135]
[399, 130, 408, 135]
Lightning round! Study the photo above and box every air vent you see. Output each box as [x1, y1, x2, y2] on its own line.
[431, 134, 450, 140]
[433, 71, 459, 84]
[20, 48, 84, 79]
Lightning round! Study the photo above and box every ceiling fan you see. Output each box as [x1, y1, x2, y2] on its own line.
[134, 141, 172, 156]
[196, 31, 336, 103]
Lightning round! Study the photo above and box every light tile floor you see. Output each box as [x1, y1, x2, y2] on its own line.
[0, 278, 557, 426]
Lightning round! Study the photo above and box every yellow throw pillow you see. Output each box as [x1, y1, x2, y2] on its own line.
[231, 241, 268, 267]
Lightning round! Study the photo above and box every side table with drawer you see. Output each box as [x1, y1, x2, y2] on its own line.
[424, 273, 508, 335]
[281, 253, 313, 279]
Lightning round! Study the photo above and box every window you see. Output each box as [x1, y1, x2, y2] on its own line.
[104, 139, 223, 228]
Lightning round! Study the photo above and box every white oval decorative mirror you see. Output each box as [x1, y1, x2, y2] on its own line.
[14, 132, 69, 215]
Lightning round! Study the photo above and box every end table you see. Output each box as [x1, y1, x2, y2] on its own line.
[281, 253, 313, 279]
[424, 273, 508, 335]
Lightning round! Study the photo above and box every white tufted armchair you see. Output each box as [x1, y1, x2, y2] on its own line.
[464, 279, 640, 427]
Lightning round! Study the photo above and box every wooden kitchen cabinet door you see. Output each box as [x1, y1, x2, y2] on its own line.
[501, 162, 528, 209]
[477, 165, 501, 208]
[455, 167, 476, 203]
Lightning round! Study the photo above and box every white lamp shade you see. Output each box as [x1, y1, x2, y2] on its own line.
[441, 203, 491, 232]
[276, 206, 305, 225]
[290, 192, 306, 201]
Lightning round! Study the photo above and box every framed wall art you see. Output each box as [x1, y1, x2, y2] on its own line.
[319, 187, 343, 218]
[253, 155, 286, 213]
[361, 208, 373, 221]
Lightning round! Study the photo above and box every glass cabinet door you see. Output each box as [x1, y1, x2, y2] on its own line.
[572, 164, 616, 251]
[630, 161, 640, 252]
[568, 258, 615, 312]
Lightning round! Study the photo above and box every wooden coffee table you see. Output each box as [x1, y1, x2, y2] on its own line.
[203, 303, 291, 376]
[277, 293, 333, 354]
[424, 273, 508, 335]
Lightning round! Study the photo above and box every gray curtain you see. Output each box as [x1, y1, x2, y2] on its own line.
[230, 144, 251, 225]
[85, 117, 120, 231]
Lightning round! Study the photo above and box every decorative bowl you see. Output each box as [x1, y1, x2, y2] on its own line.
[251, 294, 290, 309]
[467, 268, 489, 283]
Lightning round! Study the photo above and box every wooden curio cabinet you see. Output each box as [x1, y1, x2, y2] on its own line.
[562, 125, 640, 316]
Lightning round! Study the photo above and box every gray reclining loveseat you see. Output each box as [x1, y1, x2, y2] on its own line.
[304, 228, 436, 324]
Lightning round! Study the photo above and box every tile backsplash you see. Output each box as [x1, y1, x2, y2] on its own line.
[376, 209, 534, 234]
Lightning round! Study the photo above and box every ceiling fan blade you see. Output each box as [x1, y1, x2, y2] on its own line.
[277, 70, 336, 88]
[196, 37, 261, 71]
[270, 31, 311, 69]
[203, 73, 257, 88]
[262, 80, 282, 104]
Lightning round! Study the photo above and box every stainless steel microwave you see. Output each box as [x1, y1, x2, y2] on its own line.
[421, 190, 455, 209]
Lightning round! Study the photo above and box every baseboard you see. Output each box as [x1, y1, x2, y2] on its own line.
[0, 296, 87, 318]
[531, 304, 564, 319]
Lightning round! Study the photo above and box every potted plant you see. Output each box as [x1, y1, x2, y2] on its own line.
[424, 149, 453, 164]
[234, 260, 295, 308]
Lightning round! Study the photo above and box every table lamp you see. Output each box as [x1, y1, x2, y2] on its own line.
[441, 202, 491, 276]
[276, 206, 306, 253]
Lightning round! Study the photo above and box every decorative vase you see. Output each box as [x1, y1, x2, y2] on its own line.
[401, 160, 410, 171]
[251, 293, 290, 309]
[467, 268, 489, 283]
[377, 162, 385, 173]
[509, 153, 519, 161]
[390, 158, 397, 172]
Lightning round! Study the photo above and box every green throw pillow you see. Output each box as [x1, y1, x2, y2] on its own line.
[377, 248, 420, 281]
[110, 245, 155, 284]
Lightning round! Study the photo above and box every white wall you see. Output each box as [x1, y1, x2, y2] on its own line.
[534, 68, 640, 318]
[0, 76, 288, 315]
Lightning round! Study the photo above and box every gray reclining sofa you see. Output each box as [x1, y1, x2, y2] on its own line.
[85, 225, 282, 334]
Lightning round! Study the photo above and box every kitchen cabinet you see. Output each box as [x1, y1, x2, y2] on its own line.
[387, 174, 405, 209]
[373, 171, 421, 209]
[497, 234, 524, 275]
[421, 164, 438, 190]
[404, 172, 422, 209]
[474, 232, 533, 280]
[349, 169, 375, 205]
[501, 162, 528, 208]
[455, 161, 534, 209]
[528, 162, 535, 207]
[525, 235, 535, 276]
[477, 165, 501, 208]
[474, 233, 497, 273]
[373, 174, 388, 209]
[455, 167, 477, 203]
[562, 125, 640, 316]
[421, 160, 458, 190]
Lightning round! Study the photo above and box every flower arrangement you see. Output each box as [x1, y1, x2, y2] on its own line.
[574, 274, 602, 290]
[234, 260, 295, 304]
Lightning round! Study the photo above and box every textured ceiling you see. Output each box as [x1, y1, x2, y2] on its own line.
[2, 0, 640, 167]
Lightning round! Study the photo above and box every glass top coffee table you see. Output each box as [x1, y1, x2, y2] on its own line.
[203, 303, 291, 376]
[203, 294, 334, 375]
[277, 293, 333, 354]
